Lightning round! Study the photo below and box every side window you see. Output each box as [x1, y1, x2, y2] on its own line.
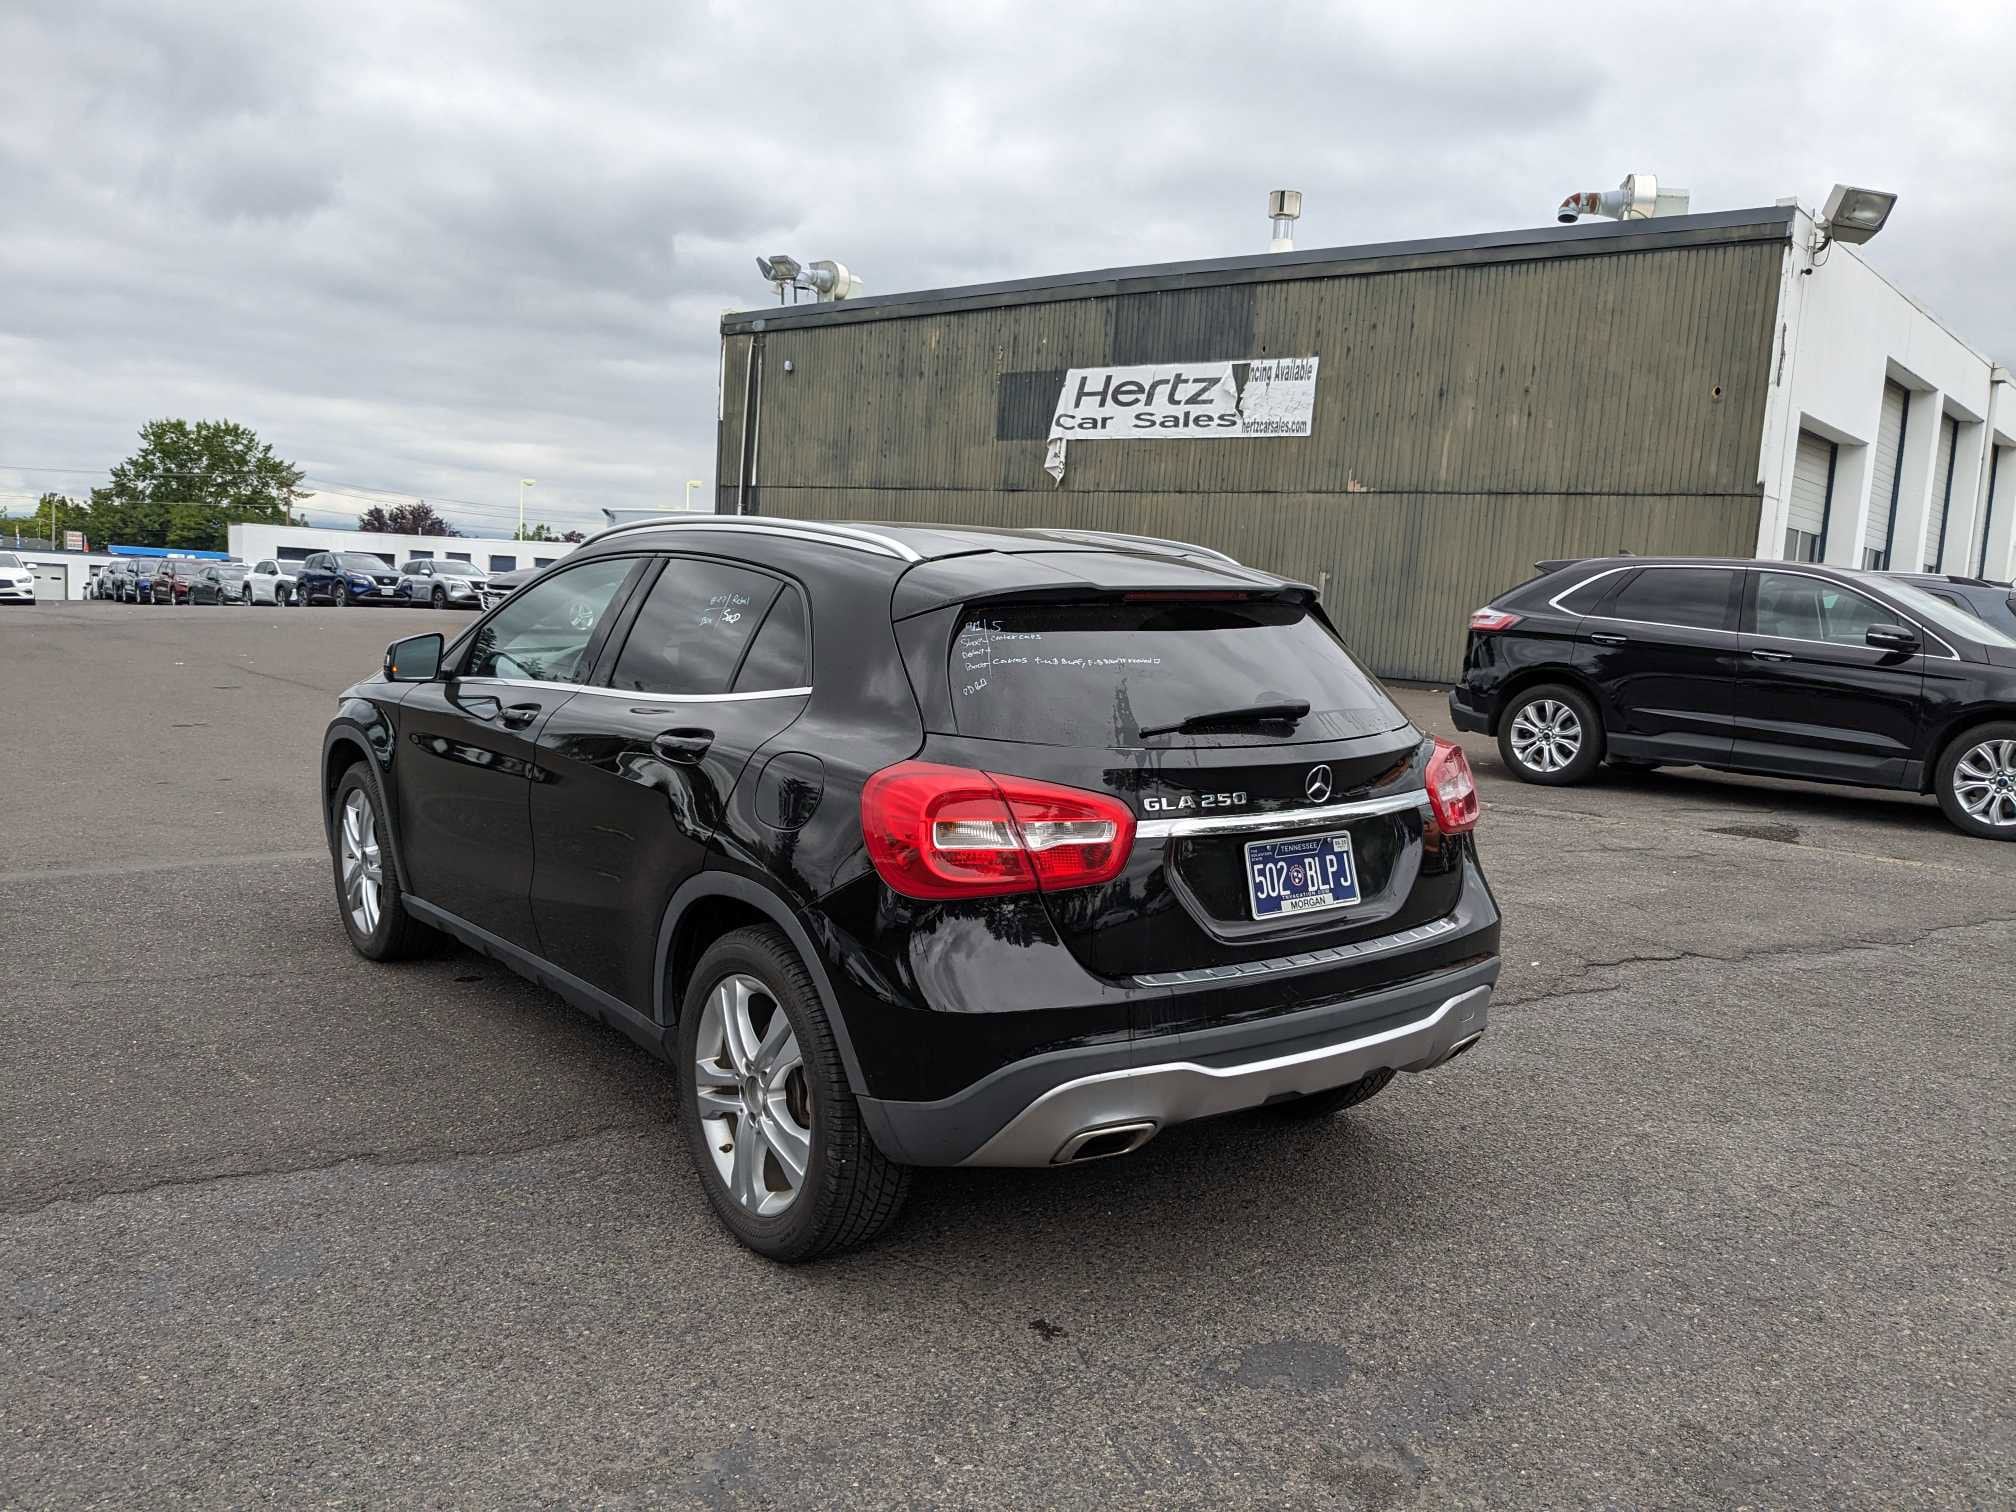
[1607, 568, 1736, 631]
[732, 586, 808, 691]
[1751, 573, 1894, 646]
[1553, 572, 1618, 615]
[608, 559, 783, 697]
[462, 557, 635, 683]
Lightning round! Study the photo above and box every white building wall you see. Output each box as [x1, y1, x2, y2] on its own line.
[1758, 208, 2007, 578]
[5, 550, 119, 600]
[227, 524, 581, 575]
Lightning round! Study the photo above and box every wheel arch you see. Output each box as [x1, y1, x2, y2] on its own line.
[320, 714, 414, 894]
[654, 873, 870, 1097]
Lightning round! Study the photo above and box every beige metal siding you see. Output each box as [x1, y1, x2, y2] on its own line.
[735, 238, 1782, 680]
[1865, 379, 1909, 567]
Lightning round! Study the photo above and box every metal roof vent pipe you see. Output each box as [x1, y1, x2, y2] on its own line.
[1556, 173, 1691, 224]
[1268, 189, 1302, 252]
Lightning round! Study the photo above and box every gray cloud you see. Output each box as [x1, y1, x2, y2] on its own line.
[3, 0, 2013, 534]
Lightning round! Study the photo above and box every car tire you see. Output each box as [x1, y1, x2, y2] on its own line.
[1934, 721, 2016, 841]
[1497, 683, 1603, 786]
[432, 585, 447, 609]
[1264, 1067, 1395, 1119]
[678, 925, 910, 1262]
[336, 584, 350, 607]
[329, 764, 435, 960]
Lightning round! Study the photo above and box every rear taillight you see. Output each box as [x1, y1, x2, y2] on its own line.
[861, 761, 1136, 899]
[1425, 740, 1480, 834]
[1468, 608, 1521, 632]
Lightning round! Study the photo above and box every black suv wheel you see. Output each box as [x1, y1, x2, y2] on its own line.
[1935, 721, 2016, 841]
[1498, 683, 1602, 785]
[329, 765, 435, 959]
[677, 927, 909, 1262]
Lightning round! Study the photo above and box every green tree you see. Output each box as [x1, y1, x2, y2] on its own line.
[86, 420, 306, 551]
[2, 492, 84, 546]
[512, 523, 589, 543]
[359, 501, 459, 536]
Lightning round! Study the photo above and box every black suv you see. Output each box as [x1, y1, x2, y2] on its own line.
[322, 519, 1499, 1259]
[1452, 556, 2016, 839]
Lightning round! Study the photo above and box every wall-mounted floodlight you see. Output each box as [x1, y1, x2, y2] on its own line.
[1268, 189, 1302, 252]
[756, 253, 861, 304]
[1818, 184, 1897, 246]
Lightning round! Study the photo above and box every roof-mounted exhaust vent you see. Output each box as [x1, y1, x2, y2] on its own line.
[756, 254, 864, 304]
[1268, 189, 1302, 252]
[1555, 173, 1691, 225]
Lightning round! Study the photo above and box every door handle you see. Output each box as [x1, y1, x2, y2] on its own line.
[1750, 649, 1793, 662]
[454, 694, 502, 720]
[499, 703, 542, 729]
[653, 728, 714, 765]
[1589, 632, 1628, 645]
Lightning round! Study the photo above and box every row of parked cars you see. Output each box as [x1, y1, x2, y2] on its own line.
[91, 555, 526, 609]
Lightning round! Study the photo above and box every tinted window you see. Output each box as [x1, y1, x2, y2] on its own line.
[946, 598, 1405, 748]
[609, 560, 782, 697]
[447, 552, 471, 563]
[1553, 572, 1617, 615]
[489, 555, 516, 572]
[732, 586, 808, 691]
[463, 557, 635, 683]
[1607, 568, 1735, 631]
[1751, 573, 1894, 646]
[431, 561, 481, 576]
[338, 553, 389, 571]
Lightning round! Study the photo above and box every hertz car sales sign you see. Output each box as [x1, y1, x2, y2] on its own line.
[1048, 356, 1319, 440]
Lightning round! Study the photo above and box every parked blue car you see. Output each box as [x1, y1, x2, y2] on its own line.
[296, 551, 404, 606]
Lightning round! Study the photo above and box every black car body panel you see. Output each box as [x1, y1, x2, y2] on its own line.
[323, 520, 1500, 1169]
[1455, 556, 2016, 798]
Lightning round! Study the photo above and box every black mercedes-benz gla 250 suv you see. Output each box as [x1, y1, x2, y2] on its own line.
[1452, 555, 2016, 840]
[322, 519, 1500, 1259]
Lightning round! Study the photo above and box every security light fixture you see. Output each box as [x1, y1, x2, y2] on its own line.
[757, 253, 862, 304]
[1818, 184, 1897, 245]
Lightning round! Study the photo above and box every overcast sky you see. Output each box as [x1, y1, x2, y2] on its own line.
[4, 0, 2014, 536]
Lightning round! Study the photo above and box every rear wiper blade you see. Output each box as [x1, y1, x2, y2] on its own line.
[1137, 700, 1311, 739]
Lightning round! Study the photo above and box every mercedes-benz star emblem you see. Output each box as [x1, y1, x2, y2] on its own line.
[1305, 765, 1333, 803]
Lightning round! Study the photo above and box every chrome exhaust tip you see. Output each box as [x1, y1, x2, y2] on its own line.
[1053, 1122, 1157, 1164]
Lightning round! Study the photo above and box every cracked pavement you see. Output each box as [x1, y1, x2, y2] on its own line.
[2, 604, 2011, 1508]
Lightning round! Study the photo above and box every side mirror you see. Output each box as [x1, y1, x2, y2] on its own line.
[1866, 624, 1919, 652]
[384, 632, 445, 682]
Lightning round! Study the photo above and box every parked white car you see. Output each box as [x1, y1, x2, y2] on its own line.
[0, 551, 35, 605]
[245, 559, 298, 606]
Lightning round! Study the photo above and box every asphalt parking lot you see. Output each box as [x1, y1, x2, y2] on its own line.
[3, 600, 2011, 1509]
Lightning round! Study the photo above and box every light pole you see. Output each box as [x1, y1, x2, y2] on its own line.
[684, 479, 703, 511]
[517, 478, 536, 540]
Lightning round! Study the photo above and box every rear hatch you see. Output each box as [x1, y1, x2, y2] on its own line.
[909, 586, 1465, 1035]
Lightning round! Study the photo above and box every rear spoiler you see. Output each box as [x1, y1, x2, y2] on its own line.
[1533, 551, 1636, 576]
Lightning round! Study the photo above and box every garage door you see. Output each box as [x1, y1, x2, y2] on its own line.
[1785, 430, 1834, 561]
[29, 563, 67, 601]
[1925, 414, 1959, 572]
[1863, 380, 1909, 570]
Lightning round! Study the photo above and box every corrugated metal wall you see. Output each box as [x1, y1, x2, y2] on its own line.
[722, 238, 1783, 681]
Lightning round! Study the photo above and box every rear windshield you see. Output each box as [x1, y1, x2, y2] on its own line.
[947, 598, 1407, 747]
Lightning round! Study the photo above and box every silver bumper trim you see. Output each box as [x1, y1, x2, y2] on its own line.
[1136, 789, 1427, 840]
[960, 984, 1491, 1167]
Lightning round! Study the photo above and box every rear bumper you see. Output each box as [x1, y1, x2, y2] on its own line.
[1448, 686, 1492, 735]
[859, 955, 1497, 1167]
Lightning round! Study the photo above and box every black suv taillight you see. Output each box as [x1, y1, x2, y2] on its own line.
[860, 761, 1136, 899]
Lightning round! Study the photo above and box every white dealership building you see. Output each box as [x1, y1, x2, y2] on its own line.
[225, 523, 581, 575]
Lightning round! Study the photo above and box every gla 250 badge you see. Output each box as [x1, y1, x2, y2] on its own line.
[1141, 790, 1249, 813]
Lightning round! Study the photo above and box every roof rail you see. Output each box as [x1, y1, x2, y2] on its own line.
[1039, 528, 1241, 566]
[580, 514, 920, 562]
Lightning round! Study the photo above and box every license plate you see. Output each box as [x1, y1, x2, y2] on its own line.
[1244, 830, 1360, 919]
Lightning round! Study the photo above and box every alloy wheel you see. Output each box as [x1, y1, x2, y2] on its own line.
[1953, 739, 2016, 828]
[692, 973, 812, 1217]
[1509, 699, 1583, 774]
[338, 788, 384, 935]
